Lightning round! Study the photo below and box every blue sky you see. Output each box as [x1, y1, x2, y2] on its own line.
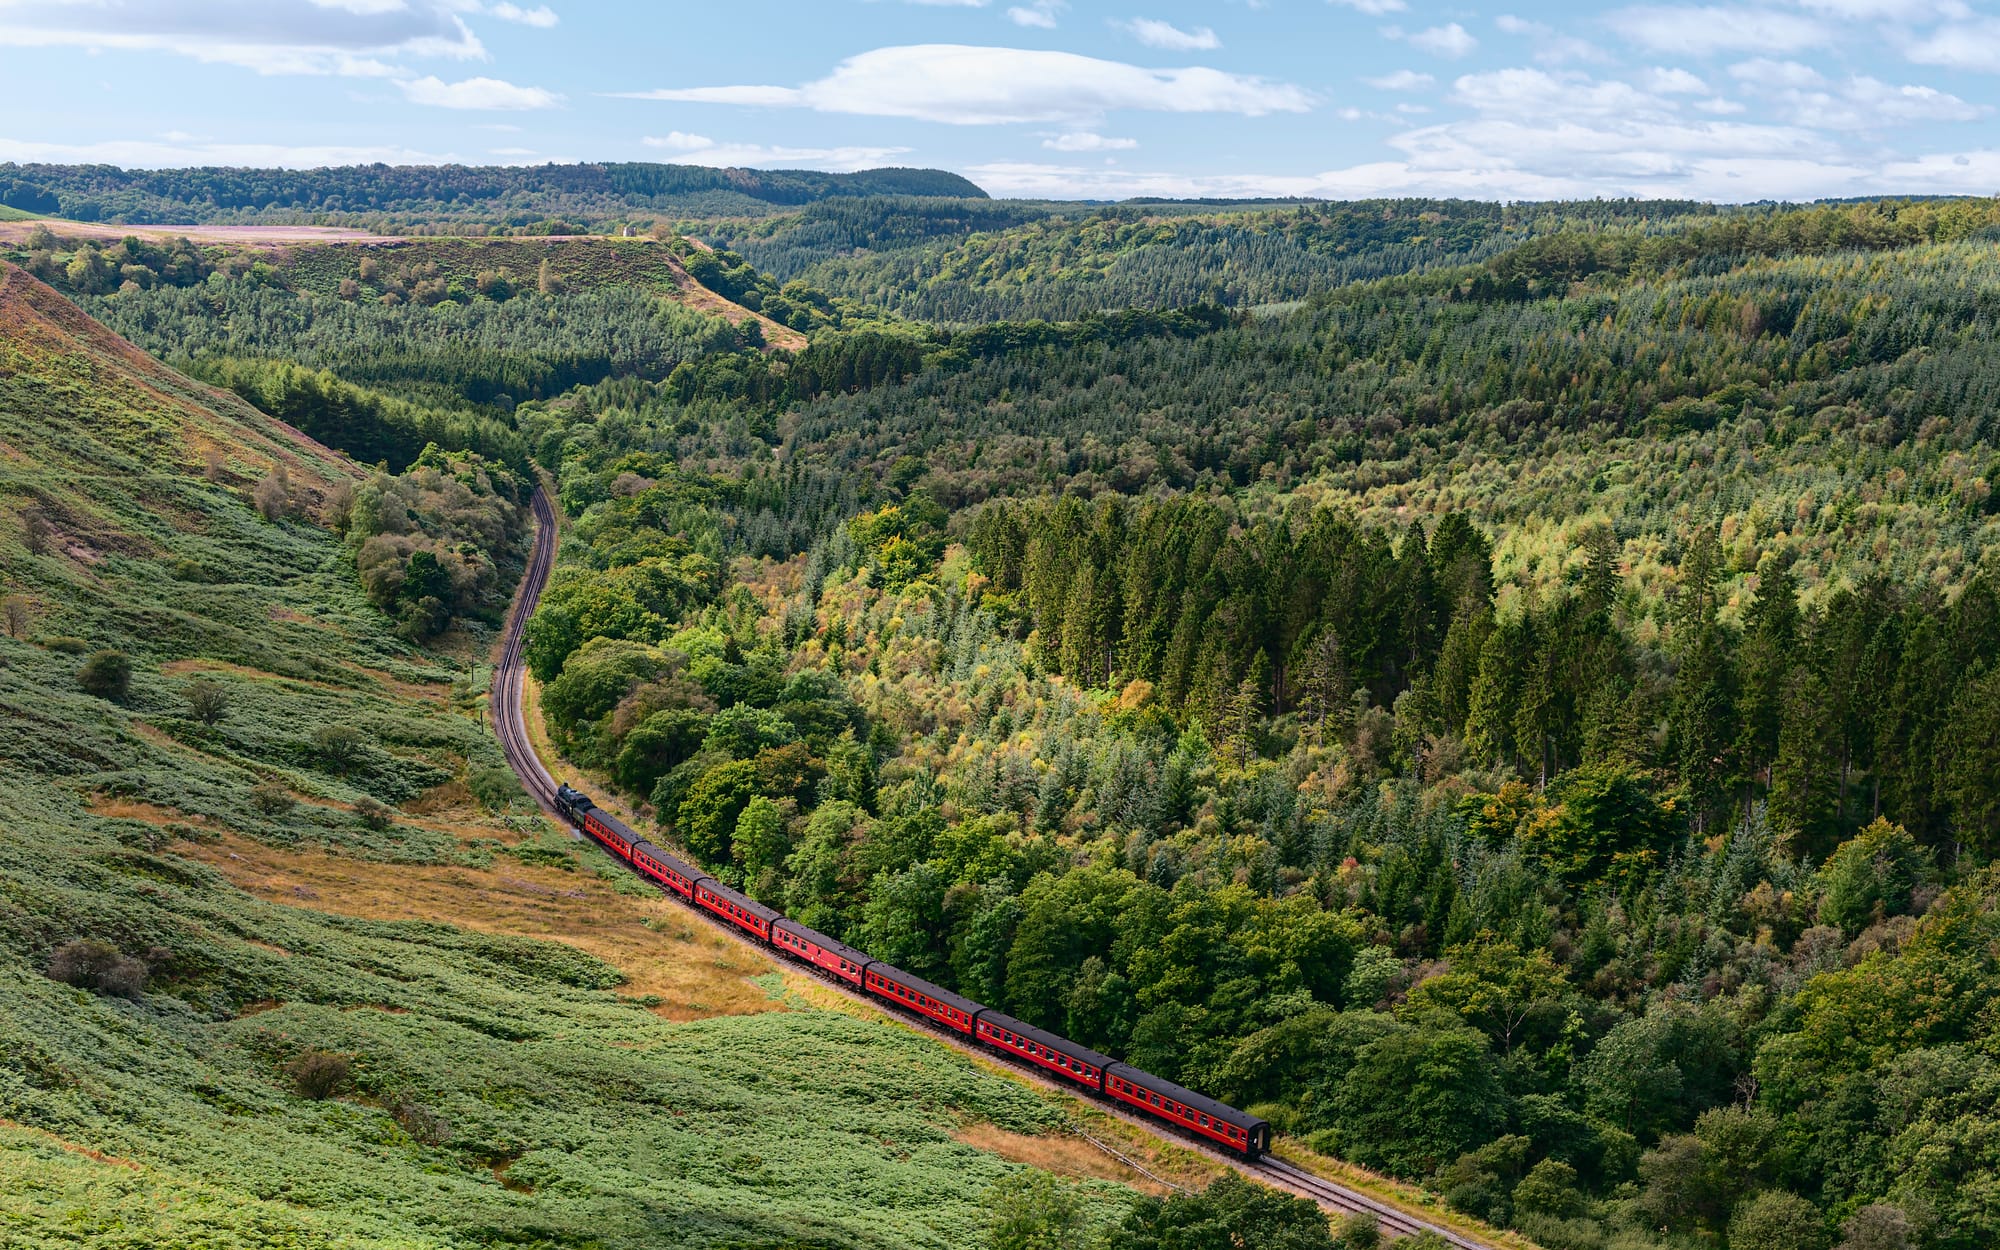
[4, 0, 2000, 201]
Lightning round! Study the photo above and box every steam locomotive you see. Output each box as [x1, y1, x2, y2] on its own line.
[551, 782, 1271, 1157]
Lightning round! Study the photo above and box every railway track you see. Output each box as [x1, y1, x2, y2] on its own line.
[488, 484, 1499, 1248]
[493, 484, 562, 813]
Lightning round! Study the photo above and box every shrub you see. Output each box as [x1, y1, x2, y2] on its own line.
[1837, 1204, 1918, 1250]
[21, 506, 53, 555]
[254, 466, 291, 521]
[40, 634, 88, 654]
[249, 783, 298, 816]
[389, 1095, 452, 1145]
[1514, 1158, 1587, 1220]
[46, 938, 149, 999]
[3, 593, 30, 638]
[286, 1049, 351, 1100]
[313, 724, 366, 772]
[1334, 1213, 1380, 1250]
[982, 1171, 1084, 1250]
[1729, 1191, 1828, 1250]
[185, 678, 230, 726]
[77, 649, 132, 701]
[354, 796, 396, 830]
[467, 764, 525, 811]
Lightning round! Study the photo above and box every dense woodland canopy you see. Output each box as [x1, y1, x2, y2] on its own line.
[0, 160, 986, 228]
[10, 187, 2000, 1250]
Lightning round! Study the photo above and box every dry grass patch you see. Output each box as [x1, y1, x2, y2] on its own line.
[349, 664, 448, 701]
[85, 796, 193, 826]
[955, 1122, 1178, 1196]
[404, 779, 476, 815]
[180, 833, 781, 1021]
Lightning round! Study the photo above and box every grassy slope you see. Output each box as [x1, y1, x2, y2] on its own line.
[275, 236, 808, 351]
[0, 262, 1129, 1248]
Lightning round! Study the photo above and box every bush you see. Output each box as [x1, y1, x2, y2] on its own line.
[1334, 1213, 1380, 1250]
[1514, 1158, 1587, 1220]
[21, 506, 53, 554]
[40, 634, 88, 654]
[389, 1095, 452, 1145]
[249, 783, 297, 816]
[185, 678, 230, 726]
[313, 724, 366, 772]
[3, 593, 30, 638]
[46, 938, 149, 999]
[1511, 1213, 1605, 1250]
[467, 764, 525, 811]
[354, 796, 396, 830]
[1729, 1191, 1828, 1250]
[254, 466, 291, 521]
[78, 649, 132, 701]
[286, 1049, 351, 1100]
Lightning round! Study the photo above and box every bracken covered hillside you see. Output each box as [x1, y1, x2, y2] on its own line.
[0, 264, 1134, 1250]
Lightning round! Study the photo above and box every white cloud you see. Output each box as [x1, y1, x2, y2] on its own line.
[1793, 0, 1968, 17]
[640, 85, 804, 107]
[620, 45, 1313, 125]
[1008, 1, 1065, 28]
[0, 0, 486, 75]
[1729, 58, 1825, 88]
[961, 131, 2000, 202]
[1365, 69, 1434, 90]
[0, 134, 450, 168]
[1490, 15, 1607, 63]
[1818, 76, 1982, 125]
[640, 133, 912, 171]
[1606, 6, 1832, 55]
[645, 131, 714, 152]
[399, 74, 561, 109]
[1328, 0, 1407, 13]
[486, 3, 558, 27]
[1406, 23, 1477, 57]
[1449, 68, 1658, 118]
[1641, 66, 1709, 93]
[1042, 131, 1139, 150]
[1727, 66, 1984, 129]
[1904, 19, 2000, 70]
[1118, 18, 1221, 50]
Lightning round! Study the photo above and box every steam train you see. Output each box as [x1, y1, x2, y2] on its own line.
[551, 783, 1271, 1158]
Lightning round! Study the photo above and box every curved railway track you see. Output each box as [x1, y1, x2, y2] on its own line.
[489, 483, 1496, 1248]
[494, 484, 562, 813]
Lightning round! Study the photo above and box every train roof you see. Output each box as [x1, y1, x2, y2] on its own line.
[1106, 1063, 1268, 1132]
[977, 1009, 1116, 1070]
[771, 918, 873, 967]
[628, 838, 706, 883]
[695, 875, 783, 925]
[865, 962, 985, 1018]
[590, 806, 643, 844]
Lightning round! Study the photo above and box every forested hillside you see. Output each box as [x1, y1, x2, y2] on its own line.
[0, 262, 1170, 1249]
[507, 197, 2000, 1250]
[14, 184, 2000, 1250]
[0, 160, 987, 229]
[700, 194, 2000, 324]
